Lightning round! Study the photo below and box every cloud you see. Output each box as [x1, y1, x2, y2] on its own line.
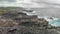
[45, 0, 60, 4]
[0, 0, 16, 2]
[0, 0, 60, 8]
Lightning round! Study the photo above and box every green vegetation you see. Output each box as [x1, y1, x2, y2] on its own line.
[0, 10, 5, 15]
[0, 7, 25, 15]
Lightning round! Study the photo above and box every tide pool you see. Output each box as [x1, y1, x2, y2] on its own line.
[49, 19, 60, 27]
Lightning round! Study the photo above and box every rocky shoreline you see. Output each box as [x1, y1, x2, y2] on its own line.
[0, 7, 59, 34]
[0, 10, 48, 34]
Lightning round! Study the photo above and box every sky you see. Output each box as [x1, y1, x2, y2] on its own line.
[0, 0, 60, 8]
[0, 0, 15, 2]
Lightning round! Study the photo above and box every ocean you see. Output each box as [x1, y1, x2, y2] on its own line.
[25, 8, 60, 27]
[31, 8, 60, 18]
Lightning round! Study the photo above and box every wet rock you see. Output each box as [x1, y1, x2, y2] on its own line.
[8, 29, 17, 33]
[0, 12, 48, 34]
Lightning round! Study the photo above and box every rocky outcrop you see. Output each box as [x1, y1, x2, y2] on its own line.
[0, 12, 48, 34]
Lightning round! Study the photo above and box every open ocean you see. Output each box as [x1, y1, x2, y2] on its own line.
[30, 8, 60, 18]
[24, 8, 60, 27]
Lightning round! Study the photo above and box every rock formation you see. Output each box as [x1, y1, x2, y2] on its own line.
[0, 10, 48, 34]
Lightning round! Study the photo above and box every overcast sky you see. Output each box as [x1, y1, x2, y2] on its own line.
[0, 0, 60, 8]
[0, 0, 16, 2]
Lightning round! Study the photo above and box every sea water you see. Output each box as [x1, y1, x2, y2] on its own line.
[39, 16, 60, 27]
[49, 19, 60, 27]
[24, 9, 60, 27]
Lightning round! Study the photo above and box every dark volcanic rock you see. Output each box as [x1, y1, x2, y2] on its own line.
[0, 11, 48, 34]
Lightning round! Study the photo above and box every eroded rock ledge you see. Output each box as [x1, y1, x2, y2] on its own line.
[0, 12, 48, 34]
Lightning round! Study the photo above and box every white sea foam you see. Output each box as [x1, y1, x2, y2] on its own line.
[32, 11, 36, 13]
[24, 11, 59, 22]
[38, 16, 59, 22]
[44, 16, 58, 21]
[23, 10, 36, 16]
